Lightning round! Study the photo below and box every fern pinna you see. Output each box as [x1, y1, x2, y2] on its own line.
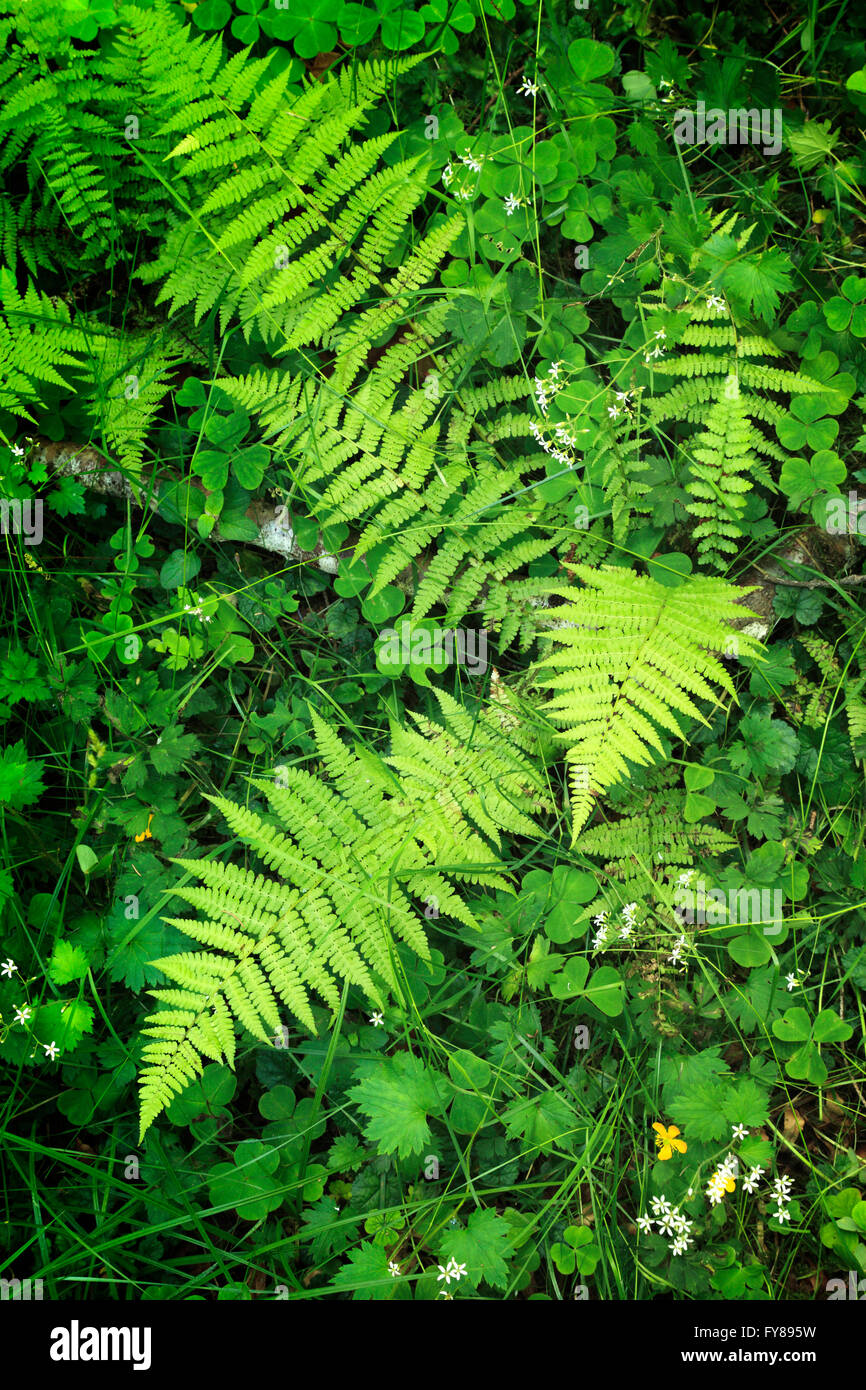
[531, 563, 764, 841]
[137, 696, 549, 1137]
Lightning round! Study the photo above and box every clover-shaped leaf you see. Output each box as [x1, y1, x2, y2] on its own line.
[583, 965, 625, 1016]
[551, 1225, 601, 1276]
[812, 1010, 854, 1045]
[232, 442, 268, 491]
[360, 584, 405, 625]
[823, 276, 866, 336]
[447, 1049, 493, 1133]
[549, 956, 623, 1015]
[567, 38, 616, 83]
[374, 617, 450, 686]
[543, 866, 598, 943]
[419, 0, 475, 55]
[728, 933, 774, 968]
[166, 1062, 237, 1126]
[338, 2, 380, 46]
[779, 450, 845, 509]
[207, 1139, 284, 1221]
[191, 0, 232, 31]
[230, 0, 265, 43]
[773, 1007, 852, 1086]
[378, 5, 426, 50]
[261, 0, 338, 56]
[549, 955, 589, 1000]
[258, 1083, 297, 1125]
[776, 396, 839, 452]
[799, 350, 856, 414]
[772, 1006, 812, 1042]
[333, 552, 373, 599]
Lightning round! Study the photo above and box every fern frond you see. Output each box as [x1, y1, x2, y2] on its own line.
[136, 704, 545, 1137]
[531, 564, 765, 841]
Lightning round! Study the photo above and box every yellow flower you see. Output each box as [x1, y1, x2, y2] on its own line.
[134, 812, 154, 843]
[652, 1122, 687, 1160]
[23, 551, 48, 577]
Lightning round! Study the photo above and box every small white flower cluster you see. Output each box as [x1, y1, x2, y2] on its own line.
[742, 1164, 765, 1194]
[668, 871, 696, 960]
[529, 363, 582, 468]
[706, 294, 726, 313]
[644, 328, 667, 365]
[667, 933, 688, 966]
[182, 601, 213, 624]
[442, 149, 484, 202]
[785, 968, 808, 992]
[8, 435, 35, 461]
[517, 76, 539, 97]
[503, 193, 523, 216]
[620, 901, 638, 937]
[532, 360, 564, 417]
[436, 1257, 468, 1296]
[528, 418, 577, 469]
[591, 901, 639, 951]
[590, 910, 609, 949]
[706, 1152, 738, 1206]
[606, 388, 636, 422]
[637, 1195, 694, 1255]
[769, 1174, 794, 1224]
[2, 963, 58, 1059]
